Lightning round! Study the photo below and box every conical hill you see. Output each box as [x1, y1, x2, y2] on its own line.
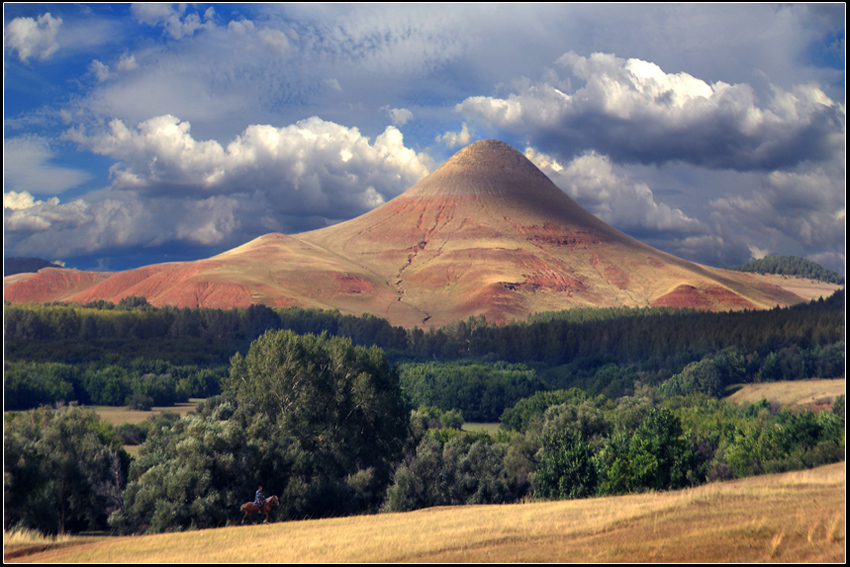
[4, 140, 804, 327]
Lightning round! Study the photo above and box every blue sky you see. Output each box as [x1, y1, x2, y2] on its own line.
[4, 3, 846, 274]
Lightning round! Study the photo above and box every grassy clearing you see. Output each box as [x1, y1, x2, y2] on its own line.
[725, 379, 845, 410]
[89, 399, 203, 427]
[87, 399, 203, 457]
[461, 422, 500, 434]
[9, 462, 844, 563]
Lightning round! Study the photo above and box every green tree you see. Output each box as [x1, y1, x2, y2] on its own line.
[534, 427, 597, 500]
[226, 330, 410, 486]
[597, 407, 691, 494]
[4, 405, 129, 534]
[382, 434, 513, 512]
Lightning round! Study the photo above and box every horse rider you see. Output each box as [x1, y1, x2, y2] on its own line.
[254, 485, 264, 508]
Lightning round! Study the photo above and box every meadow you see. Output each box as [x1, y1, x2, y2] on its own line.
[6, 461, 844, 563]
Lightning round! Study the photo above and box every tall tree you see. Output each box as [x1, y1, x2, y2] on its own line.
[226, 330, 410, 484]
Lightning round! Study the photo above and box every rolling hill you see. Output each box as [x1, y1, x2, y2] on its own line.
[3, 140, 804, 328]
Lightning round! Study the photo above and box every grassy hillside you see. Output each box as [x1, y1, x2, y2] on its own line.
[7, 462, 844, 563]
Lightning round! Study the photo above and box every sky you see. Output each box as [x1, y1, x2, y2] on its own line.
[3, 3, 846, 274]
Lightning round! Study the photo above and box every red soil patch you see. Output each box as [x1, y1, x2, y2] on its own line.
[3, 268, 110, 303]
[703, 285, 758, 310]
[515, 255, 584, 294]
[652, 285, 713, 309]
[65, 262, 225, 306]
[518, 222, 601, 249]
[603, 265, 630, 290]
[462, 282, 526, 324]
[652, 284, 757, 311]
[153, 280, 257, 309]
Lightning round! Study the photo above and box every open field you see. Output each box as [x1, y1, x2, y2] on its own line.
[461, 422, 501, 434]
[7, 461, 844, 563]
[89, 399, 203, 427]
[725, 379, 845, 411]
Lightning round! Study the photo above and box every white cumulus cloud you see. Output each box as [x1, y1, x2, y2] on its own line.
[436, 123, 473, 149]
[386, 107, 413, 126]
[131, 3, 215, 40]
[4, 190, 88, 233]
[4, 12, 63, 62]
[40, 115, 433, 258]
[458, 51, 845, 171]
[524, 147, 703, 235]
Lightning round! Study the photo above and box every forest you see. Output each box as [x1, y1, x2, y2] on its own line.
[3, 288, 846, 535]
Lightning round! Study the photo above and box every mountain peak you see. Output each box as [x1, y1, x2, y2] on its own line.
[448, 139, 526, 164]
[405, 139, 557, 201]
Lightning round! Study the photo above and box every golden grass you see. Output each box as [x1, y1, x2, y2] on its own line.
[10, 462, 844, 563]
[2, 528, 108, 560]
[461, 422, 501, 434]
[725, 379, 845, 409]
[90, 399, 203, 427]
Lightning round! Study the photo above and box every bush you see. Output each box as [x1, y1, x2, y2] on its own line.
[125, 393, 154, 411]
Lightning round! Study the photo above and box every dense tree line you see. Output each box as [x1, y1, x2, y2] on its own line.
[3, 359, 226, 411]
[5, 328, 845, 535]
[728, 255, 844, 284]
[4, 289, 844, 414]
[3, 288, 845, 534]
[398, 361, 545, 422]
[6, 290, 844, 365]
[382, 388, 845, 512]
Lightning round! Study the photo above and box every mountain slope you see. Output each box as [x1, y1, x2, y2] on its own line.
[3, 140, 803, 327]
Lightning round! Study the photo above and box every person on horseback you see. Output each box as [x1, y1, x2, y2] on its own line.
[254, 485, 264, 508]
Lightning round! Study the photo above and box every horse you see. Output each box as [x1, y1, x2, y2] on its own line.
[240, 494, 279, 524]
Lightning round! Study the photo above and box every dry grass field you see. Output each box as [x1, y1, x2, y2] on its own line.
[725, 379, 845, 411]
[7, 461, 844, 563]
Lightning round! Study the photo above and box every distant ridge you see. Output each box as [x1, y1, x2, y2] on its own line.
[4, 257, 64, 276]
[4, 140, 806, 327]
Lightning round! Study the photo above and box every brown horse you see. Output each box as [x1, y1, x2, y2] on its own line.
[240, 495, 279, 524]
